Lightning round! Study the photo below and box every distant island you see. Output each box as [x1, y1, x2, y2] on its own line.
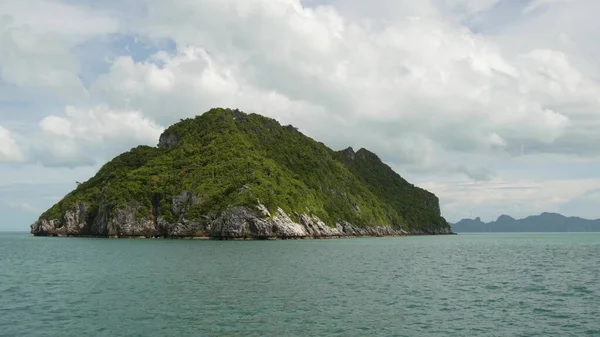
[452, 213, 600, 232]
[31, 108, 453, 239]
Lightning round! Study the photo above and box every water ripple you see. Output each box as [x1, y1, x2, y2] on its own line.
[0, 233, 599, 336]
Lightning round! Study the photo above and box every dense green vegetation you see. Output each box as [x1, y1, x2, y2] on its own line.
[40, 108, 449, 232]
[336, 148, 448, 232]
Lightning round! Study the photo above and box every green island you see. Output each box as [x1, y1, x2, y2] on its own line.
[31, 108, 453, 239]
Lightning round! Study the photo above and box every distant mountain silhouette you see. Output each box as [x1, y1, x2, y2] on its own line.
[452, 213, 600, 232]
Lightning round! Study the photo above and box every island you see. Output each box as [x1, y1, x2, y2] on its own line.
[452, 213, 600, 232]
[31, 108, 453, 239]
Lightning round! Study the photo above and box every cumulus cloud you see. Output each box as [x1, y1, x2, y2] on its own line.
[0, 0, 118, 95]
[119, 0, 584, 161]
[36, 106, 164, 166]
[0, 0, 118, 39]
[0, 125, 24, 162]
[6, 0, 595, 170]
[523, 0, 572, 13]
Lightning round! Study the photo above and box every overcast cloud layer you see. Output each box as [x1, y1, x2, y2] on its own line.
[1, 0, 600, 230]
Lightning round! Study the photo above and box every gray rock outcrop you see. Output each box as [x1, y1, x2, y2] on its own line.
[30, 197, 422, 239]
[158, 132, 179, 150]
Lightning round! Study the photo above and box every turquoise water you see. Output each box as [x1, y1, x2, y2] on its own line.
[1, 233, 599, 336]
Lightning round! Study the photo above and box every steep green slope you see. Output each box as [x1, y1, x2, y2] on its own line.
[336, 148, 450, 233]
[34, 108, 451, 238]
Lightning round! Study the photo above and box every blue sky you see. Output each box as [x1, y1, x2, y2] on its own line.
[1, 0, 600, 230]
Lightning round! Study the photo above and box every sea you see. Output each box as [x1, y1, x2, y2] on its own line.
[0, 232, 598, 337]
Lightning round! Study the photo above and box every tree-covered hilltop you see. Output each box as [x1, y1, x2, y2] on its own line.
[32, 108, 452, 238]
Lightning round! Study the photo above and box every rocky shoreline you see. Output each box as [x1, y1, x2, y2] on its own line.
[31, 201, 454, 239]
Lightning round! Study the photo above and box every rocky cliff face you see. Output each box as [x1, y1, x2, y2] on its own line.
[158, 132, 180, 150]
[31, 200, 452, 239]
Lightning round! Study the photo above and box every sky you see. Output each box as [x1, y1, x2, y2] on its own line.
[1, 0, 600, 231]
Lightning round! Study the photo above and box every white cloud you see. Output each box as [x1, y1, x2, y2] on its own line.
[0, 19, 80, 93]
[36, 106, 164, 166]
[523, 0, 572, 13]
[0, 125, 24, 162]
[40, 106, 163, 143]
[422, 177, 600, 222]
[0, 0, 118, 95]
[3, 0, 594, 166]
[443, 0, 500, 14]
[99, 0, 593, 164]
[0, 0, 118, 40]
